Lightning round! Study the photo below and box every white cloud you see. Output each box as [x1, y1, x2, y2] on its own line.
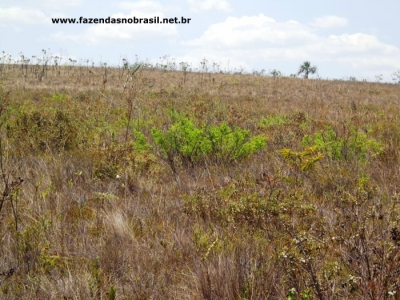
[0, 7, 49, 24]
[310, 16, 348, 29]
[39, 0, 83, 8]
[1, 0, 82, 9]
[188, 0, 231, 12]
[181, 14, 400, 75]
[53, 23, 178, 46]
[323, 33, 398, 55]
[183, 14, 317, 49]
[46, 0, 83, 7]
[118, 1, 164, 13]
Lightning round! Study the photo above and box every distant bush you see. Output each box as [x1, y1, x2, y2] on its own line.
[269, 69, 282, 78]
[259, 115, 288, 128]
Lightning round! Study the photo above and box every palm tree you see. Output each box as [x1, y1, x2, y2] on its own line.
[298, 61, 317, 79]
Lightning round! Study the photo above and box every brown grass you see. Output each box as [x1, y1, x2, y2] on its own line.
[0, 62, 400, 299]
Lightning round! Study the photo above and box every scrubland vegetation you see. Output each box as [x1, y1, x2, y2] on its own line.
[0, 56, 400, 299]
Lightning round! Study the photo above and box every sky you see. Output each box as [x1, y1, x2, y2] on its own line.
[1, 0, 400, 82]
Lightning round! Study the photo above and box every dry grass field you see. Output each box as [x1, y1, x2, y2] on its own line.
[0, 60, 400, 299]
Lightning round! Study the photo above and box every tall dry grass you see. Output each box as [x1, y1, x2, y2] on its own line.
[0, 61, 399, 299]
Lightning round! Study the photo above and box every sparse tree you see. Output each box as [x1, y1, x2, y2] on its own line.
[375, 74, 383, 83]
[392, 70, 400, 84]
[269, 69, 282, 78]
[297, 61, 317, 79]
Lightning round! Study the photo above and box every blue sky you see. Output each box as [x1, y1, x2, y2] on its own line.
[1, 0, 400, 81]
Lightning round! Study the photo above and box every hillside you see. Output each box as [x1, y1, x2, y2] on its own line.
[0, 63, 400, 299]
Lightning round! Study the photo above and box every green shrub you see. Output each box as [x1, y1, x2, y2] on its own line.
[131, 130, 151, 152]
[301, 126, 382, 162]
[152, 112, 266, 168]
[345, 128, 383, 161]
[301, 127, 342, 160]
[278, 146, 324, 172]
[152, 114, 209, 166]
[208, 122, 266, 162]
[259, 115, 288, 128]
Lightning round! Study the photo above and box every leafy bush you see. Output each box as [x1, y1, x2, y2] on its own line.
[302, 127, 342, 160]
[259, 115, 288, 128]
[91, 141, 160, 180]
[208, 122, 266, 163]
[152, 113, 266, 168]
[278, 146, 324, 172]
[301, 126, 382, 162]
[152, 114, 208, 166]
[7, 109, 78, 153]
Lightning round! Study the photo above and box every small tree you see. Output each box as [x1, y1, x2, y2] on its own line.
[392, 70, 400, 84]
[269, 69, 282, 78]
[298, 61, 317, 79]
